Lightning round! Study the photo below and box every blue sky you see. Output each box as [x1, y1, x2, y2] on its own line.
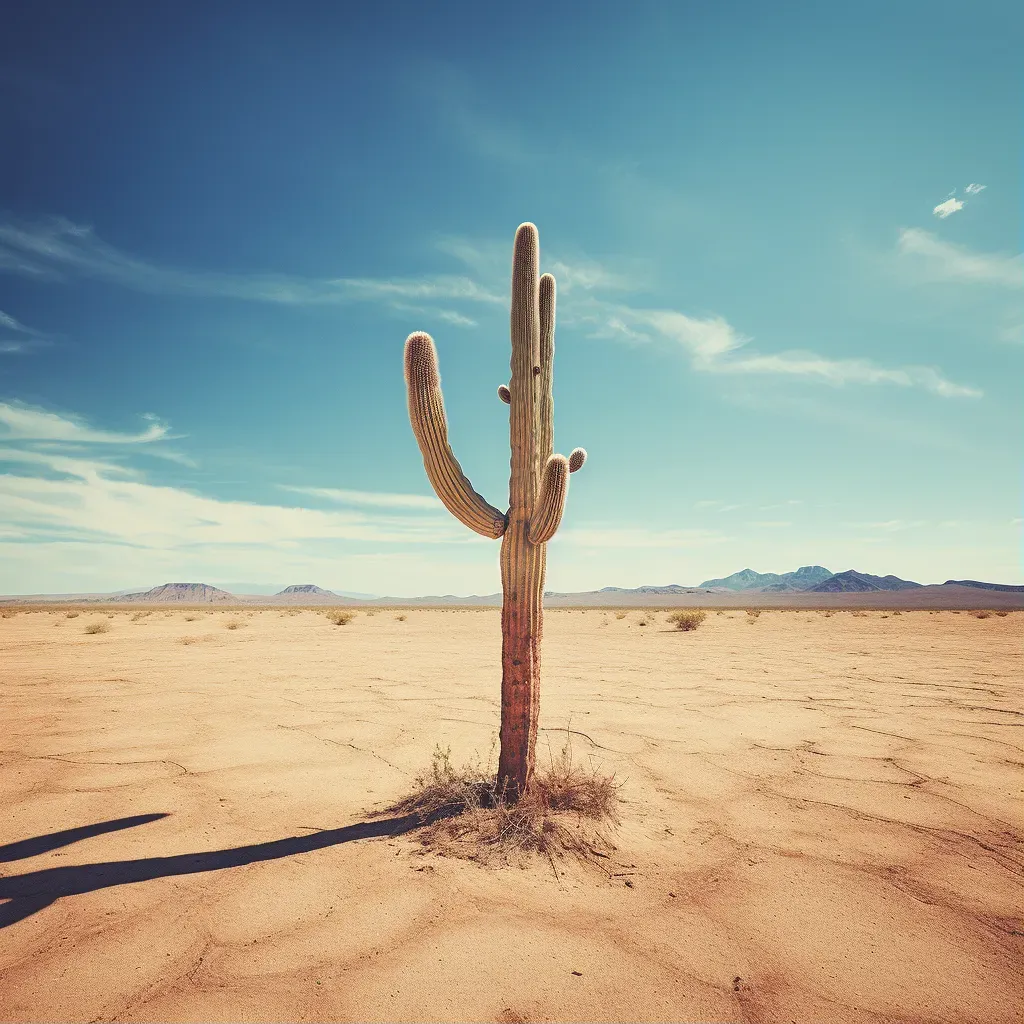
[0, 0, 1020, 596]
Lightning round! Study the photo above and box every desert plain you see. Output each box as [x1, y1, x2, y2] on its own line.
[1, 605, 1022, 1024]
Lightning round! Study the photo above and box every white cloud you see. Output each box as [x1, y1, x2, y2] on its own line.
[898, 228, 1023, 288]
[580, 302, 980, 398]
[933, 198, 964, 219]
[0, 217, 505, 315]
[964, 183, 987, 195]
[0, 402, 170, 444]
[278, 485, 442, 510]
[0, 447, 470, 552]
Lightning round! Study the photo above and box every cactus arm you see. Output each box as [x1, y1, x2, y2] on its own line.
[404, 331, 507, 539]
[497, 385, 511, 404]
[568, 447, 587, 473]
[528, 453, 569, 544]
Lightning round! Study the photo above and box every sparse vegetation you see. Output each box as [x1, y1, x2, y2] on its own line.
[667, 609, 706, 632]
[995, 610, 1009, 617]
[326, 609, 355, 626]
[385, 735, 619, 867]
[66, 610, 80, 619]
[183, 614, 200, 622]
[746, 608, 761, 621]
[84, 621, 110, 634]
[615, 611, 627, 620]
[974, 610, 992, 619]
[396, 614, 407, 622]
[225, 620, 246, 630]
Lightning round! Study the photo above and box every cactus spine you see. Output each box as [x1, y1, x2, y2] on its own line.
[404, 222, 586, 800]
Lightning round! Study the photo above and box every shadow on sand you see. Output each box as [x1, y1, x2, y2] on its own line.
[0, 810, 436, 929]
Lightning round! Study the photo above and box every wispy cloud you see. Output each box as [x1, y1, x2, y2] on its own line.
[576, 299, 981, 398]
[0, 217, 503, 324]
[898, 228, 1022, 288]
[0, 402, 169, 444]
[932, 183, 986, 218]
[693, 500, 742, 512]
[0, 447, 469, 552]
[278, 485, 442, 510]
[0, 308, 50, 354]
[933, 197, 964, 219]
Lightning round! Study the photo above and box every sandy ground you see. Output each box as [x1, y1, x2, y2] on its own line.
[1, 606, 1022, 1024]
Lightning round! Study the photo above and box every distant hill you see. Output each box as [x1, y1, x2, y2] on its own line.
[698, 566, 833, 592]
[114, 582, 235, 603]
[275, 584, 336, 596]
[810, 570, 921, 593]
[944, 579, 1024, 593]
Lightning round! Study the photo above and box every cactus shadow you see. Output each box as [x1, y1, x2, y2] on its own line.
[0, 809, 442, 930]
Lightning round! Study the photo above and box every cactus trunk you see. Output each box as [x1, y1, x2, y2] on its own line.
[404, 222, 586, 803]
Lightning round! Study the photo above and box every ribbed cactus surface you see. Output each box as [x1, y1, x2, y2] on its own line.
[404, 222, 585, 799]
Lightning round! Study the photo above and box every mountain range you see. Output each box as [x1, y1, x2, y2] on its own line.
[8, 567, 1020, 606]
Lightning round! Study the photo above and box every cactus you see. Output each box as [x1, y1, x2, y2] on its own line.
[404, 222, 586, 800]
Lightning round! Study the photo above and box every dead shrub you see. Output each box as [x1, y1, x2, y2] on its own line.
[326, 609, 355, 626]
[615, 611, 627, 620]
[385, 735, 619, 868]
[974, 610, 992, 619]
[225, 620, 246, 630]
[667, 609, 706, 632]
[84, 621, 110, 634]
[745, 608, 761, 621]
[183, 614, 200, 622]
[995, 610, 1009, 617]
[66, 610, 80, 619]
[396, 614, 407, 622]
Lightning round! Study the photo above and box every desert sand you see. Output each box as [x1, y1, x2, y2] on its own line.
[1, 606, 1022, 1023]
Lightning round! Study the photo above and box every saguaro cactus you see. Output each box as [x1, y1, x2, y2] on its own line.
[404, 222, 586, 800]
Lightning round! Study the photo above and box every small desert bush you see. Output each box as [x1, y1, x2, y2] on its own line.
[183, 614, 200, 622]
[326, 609, 355, 626]
[364, 609, 377, 617]
[891, 609, 902, 616]
[66, 610, 80, 619]
[225, 619, 246, 630]
[995, 610, 1009, 617]
[385, 737, 619, 867]
[0, 610, 15, 619]
[746, 608, 761, 621]
[130, 610, 150, 621]
[396, 614, 407, 622]
[615, 611, 627, 620]
[84, 621, 110, 634]
[667, 609, 706, 632]
[974, 610, 992, 619]
[850, 610, 868, 617]
[636, 615, 651, 626]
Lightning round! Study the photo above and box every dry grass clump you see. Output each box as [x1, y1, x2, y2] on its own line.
[614, 611, 627, 620]
[636, 614, 651, 626]
[974, 610, 992, 619]
[995, 610, 1009, 617]
[183, 614, 200, 622]
[130, 610, 150, 621]
[326, 609, 355, 626]
[84, 621, 110, 634]
[746, 608, 761, 621]
[65, 610, 80, 619]
[396, 614, 407, 622]
[225, 619, 246, 630]
[667, 609, 706, 632]
[385, 738, 619, 868]
[0, 609, 15, 619]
